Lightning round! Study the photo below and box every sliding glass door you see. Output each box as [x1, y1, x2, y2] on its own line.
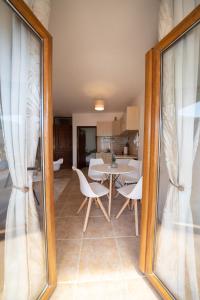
[0, 0, 56, 299]
[140, 5, 200, 300]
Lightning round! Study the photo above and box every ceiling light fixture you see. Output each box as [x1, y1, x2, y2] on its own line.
[95, 99, 104, 111]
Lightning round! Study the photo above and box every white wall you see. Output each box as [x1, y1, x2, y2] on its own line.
[49, 0, 159, 116]
[72, 112, 122, 166]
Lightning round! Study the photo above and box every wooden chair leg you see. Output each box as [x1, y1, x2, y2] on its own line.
[114, 191, 119, 198]
[116, 198, 130, 219]
[131, 199, 134, 210]
[134, 200, 139, 236]
[128, 200, 131, 210]
[95, 198, 99, 208]
[77, 197, 88, 214]
[83, 198, 93, 232]
[97, 197, 110, 222]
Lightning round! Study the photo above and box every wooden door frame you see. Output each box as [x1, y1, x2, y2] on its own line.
[77, 126, 97, 168]
[139, 5, 200, 300]
[5, 0, 56, 299]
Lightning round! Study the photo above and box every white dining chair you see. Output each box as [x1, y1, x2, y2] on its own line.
[114, 159, 131, 188]
[88, 158, 107, 183]
[115, 158, 130, 165]
[53, 158, 64, 171]
[116, 176, 143, 236]
[72, 166, 110, 232]
[120, 159, 142, 185]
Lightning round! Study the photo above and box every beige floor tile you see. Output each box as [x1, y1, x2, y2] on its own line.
[55, 218, 68, 239]
[78, 238, 122, 281]
[56, 240, 81, 282]
[69, 185, 81, 193]
[83, 217, 114, 238]
[50, 284, 76, 300]
[110, 198, 132, 217]
[55, 201, 67, 209]
[59, 203, 84, 217]
[55, 203, 67, 217]
[53, 170, 159, 300]
[65, 192, 82, 202]
[54, 169, 73, 178]
[56, 217, 83, 239]
[89, 199, 109, 217]
[117, 237, 142, 279]
[125, 278, 162, 300]
[57, 194, 69, 204]
[112, 214, 136, 237]
[75, 280, 127, 300]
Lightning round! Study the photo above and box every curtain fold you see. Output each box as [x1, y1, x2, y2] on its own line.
[155, 0, 200, 299]
[0, 1, 51, 299]
[0, 15, 45, 300]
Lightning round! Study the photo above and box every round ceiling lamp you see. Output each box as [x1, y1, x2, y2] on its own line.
[95, 99, 104, 111]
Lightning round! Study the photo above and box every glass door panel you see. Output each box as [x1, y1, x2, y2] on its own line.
[153, 20, 200, 300]
[0, 0, 54, 299]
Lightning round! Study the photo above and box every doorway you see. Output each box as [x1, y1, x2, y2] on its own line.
[54, 117, 72, 169]
[77, 126, 97, 169]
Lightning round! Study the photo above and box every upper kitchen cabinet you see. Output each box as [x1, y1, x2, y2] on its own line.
[112, 119, 121, 136]
[97, 121, 113, 136]
[120, 106, 139, 135]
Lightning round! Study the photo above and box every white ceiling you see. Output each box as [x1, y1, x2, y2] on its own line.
[49, 0, 159, 116]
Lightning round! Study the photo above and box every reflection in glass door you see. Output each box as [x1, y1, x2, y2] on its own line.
[154, 20, 200, 299]
[0, 0, 55, 299]
[140, 6, 200, 300]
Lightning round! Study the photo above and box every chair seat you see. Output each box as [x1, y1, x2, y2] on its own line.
[89, 182, 109, 197]
[124, 177, 138, 184]
[117, 184, 136, 198]
[89, 173, 105, 182]
[121, 173, 139, 184]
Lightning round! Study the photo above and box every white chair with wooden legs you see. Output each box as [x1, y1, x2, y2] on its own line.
[88, 158, 107, 183]
[72, 166, 110, 232]
[116, 177, 143, 236]
[118, 159, 142, 187]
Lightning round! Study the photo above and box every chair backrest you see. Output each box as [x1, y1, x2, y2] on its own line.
[116, 159, 130, 166]
[54, 158, 64, 164]
[128, 176, 143, 200]
[128, 159, 142, 177]
[88, 158, 104, 178]
[72, 166, 96, 198]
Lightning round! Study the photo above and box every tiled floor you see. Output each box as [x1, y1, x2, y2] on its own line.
[51, 169, 161, 300]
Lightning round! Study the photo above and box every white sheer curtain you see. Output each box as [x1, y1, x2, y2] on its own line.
[0, 1, 51, 299]
[155, 1, 200, 299]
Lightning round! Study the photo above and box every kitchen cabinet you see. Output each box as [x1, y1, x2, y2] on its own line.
[96, 152, 112, 164]
[112, 119, 121, 136]
[120, 106, 139, 134]
[97, 121, 112, 136]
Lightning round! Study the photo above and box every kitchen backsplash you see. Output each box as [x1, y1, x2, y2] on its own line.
[97, 132, 138, 156]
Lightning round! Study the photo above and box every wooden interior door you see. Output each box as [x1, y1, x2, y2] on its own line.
[140, 5, 200, 300]
[54, 117, 72, 169]
[77, 128, 86, 169]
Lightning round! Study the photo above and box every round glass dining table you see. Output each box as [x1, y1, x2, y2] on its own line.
[91, 164, 135, 216]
